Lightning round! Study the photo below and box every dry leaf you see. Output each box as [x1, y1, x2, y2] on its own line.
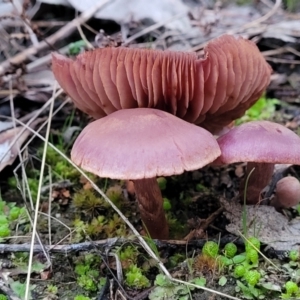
[0, 119, 42, 172]
[221, 197, 300, 251]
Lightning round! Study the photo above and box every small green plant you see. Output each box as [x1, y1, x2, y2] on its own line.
[0, 224, 10, 239]
[157, 177, 167, 190]
[224, 243, 237, 258]
[69, 40, 87, 55]
[281, 281, 300, 299]
[168, 253, 185, 268]
[116, 245, 150, 289]
[149, 274, 206, 300]
[289, 250, 299, 262]
[74, 189, 108, 215]
[285, 0, 297, 12]
[42, 145, 79, 180]
[74, 295, 91, 300]
[74, 253, 103, 292]
[105, 185, 123, 207]
[245, 237, 261, 252]
[246, 248, 259, 265]
[296, 204, 300, 215]
[202, 241, 219, 258]
[10, 281, 36, 300]
[163, 198, 172, 211]
[0, 294, 8, 300]
[244, 270, 261, 286]
[125, 264, 150, 289]
[117, 245, 139, 268]
[46, 284, 58, 294]
[0, 198, 28, 241]
[195, 183, 208, 192]
[236, 96, 278, 125]
[234, 265, 246, 278]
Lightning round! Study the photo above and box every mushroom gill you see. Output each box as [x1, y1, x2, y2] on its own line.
[52, 34, 271, 133]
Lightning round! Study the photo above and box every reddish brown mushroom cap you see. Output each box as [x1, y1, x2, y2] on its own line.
[272, 177, 300, 209]
[71, 108, 221, 180]
[52, 35, 271, 133]
[214, 120, 300, 205]
[215, 121, 300, 165]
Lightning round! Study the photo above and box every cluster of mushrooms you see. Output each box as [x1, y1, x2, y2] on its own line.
[52, 34, 300, 240]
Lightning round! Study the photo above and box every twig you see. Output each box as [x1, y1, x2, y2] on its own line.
[265, 57, 300, 64]
[0, 237, 246, 254]
[10, 0, 39, 46]
[189, 0, 282, 53]
[24, 83, 55, 300]
[242, 0, 282, 29]
[0, 0, 111, 76]
[123, 12, 186, 46]
[76, 22, 94, 50]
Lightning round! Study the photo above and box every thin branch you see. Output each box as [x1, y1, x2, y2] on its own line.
[123, 12, 186, 46]
[0, 0, 112, 76]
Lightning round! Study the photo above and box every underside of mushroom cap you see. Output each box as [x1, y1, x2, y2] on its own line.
[52, 34, 271, 133]
[71, 108, 221, 180]
[215, 121, 300, 165]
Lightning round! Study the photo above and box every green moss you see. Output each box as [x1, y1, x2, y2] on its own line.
[105, 185, 123, 208]
[125, 264, 150, 289]
[117, 245, 139, 269]
[74, 295, 90, 300]
[236, 96, 278, 125]
[74, 254, 102, 292]
[157, 177, 167, 190]
[73, 189, 108, 213]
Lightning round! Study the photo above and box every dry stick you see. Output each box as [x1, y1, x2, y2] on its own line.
[26, 11, 185, 72]
[0, 0, 112, 76]
[122, 11, 186, 46]
[265, 57, 300, 64]
[9, 81, 51, 265]
[12, 119, 241, 300]
[189, 0, 282, 53]
[0, 237, 244, 254]
[242, 0, 282, 29]
[24, 85, 56, 300]
[262, 46, 300, 58]
[11, 0, 39, 46]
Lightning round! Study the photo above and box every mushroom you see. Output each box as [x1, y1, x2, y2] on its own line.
[52, 34, 271, 134]
[71, 108, 221, 239]
[271, 177, 300, 209]
[214, 121, 300, 205]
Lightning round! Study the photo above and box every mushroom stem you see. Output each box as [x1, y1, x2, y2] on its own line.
[240, 162, 274, 205]
[132, 178, 169, 239]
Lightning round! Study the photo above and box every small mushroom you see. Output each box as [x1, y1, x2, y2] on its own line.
[271, 177, 300, 209]
[71, 108, 221, 239]
[52, 34, 271, 133]
[214, 121, 300, 204]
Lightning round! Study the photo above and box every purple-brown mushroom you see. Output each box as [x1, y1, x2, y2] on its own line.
[52, 34, 271, 134]
[271, 177, 300, 209]
[71, 108, 221, 239]
[214, 121, 300, 205]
